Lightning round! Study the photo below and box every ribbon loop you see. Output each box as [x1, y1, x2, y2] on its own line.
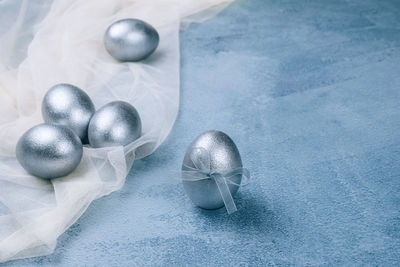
[181, 147, 250, 214]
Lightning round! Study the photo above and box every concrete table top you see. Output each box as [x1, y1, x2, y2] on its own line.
[6, 0, 400, 265]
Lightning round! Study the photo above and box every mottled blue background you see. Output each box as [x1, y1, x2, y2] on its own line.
[5, 0, 400, 265]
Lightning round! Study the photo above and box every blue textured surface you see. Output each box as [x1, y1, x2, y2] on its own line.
[5, 0, 400, 265]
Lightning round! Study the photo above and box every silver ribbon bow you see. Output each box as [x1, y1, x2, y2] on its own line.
[181, 147, 250, 214]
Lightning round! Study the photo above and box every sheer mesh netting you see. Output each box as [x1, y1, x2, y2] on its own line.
[0, 0, 232, 262]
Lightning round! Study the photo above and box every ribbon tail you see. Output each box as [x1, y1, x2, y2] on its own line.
[223, 167, 251, 187]
[213, 173, 237, 214]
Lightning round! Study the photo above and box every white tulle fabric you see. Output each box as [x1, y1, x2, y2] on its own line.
[0, 0, 232, 262]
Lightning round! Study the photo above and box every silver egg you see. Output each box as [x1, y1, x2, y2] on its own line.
[42, 83, 95, 142]
[88, 101, 141, 148]
[16, 123, 83, 179]
[104, 18, 160, 62]
[182, 130, 242, 210]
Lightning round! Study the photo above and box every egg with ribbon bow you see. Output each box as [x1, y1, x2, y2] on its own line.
[181, 130, 248, 213]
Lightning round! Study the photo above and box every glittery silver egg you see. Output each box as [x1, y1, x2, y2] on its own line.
[16, 123, 83, 179]
[88, 101, 141, 148]
[42, 83, 95, 142]
[104, 18, 160, 62]
[182, 130, 242, 210]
